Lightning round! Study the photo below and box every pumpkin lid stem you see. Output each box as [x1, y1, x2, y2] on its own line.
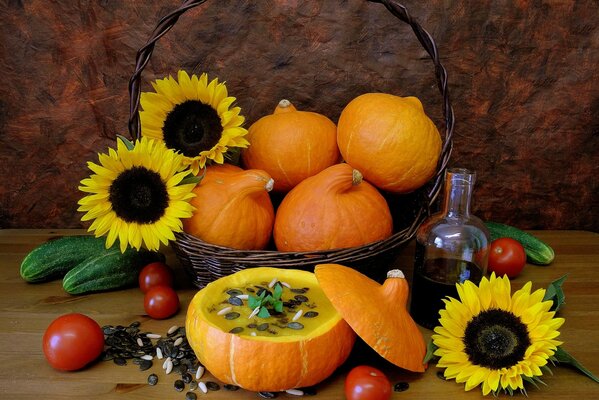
[351, 169, 363, 186]
[265, 178, 275, 192]
[387, 269, 405, 279]
[278, 99, 292, 108]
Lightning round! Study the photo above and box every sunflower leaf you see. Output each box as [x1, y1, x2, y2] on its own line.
[116, 135, 136, 150]
[179, 174, 203, 186]
[543, 274, 568, 312]
[552, 346, 599, 383]
[423, 338, 439, 364]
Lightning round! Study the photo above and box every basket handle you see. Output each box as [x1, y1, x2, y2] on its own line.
[127, 0, 454, 206]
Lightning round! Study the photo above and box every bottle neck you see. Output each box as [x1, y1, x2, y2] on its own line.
[442, 169, 475, 219]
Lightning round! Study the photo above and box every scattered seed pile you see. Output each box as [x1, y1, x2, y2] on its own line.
[101, 321, 316, 398]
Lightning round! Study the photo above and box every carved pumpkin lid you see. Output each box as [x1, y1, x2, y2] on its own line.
[314, 263, 427, 373]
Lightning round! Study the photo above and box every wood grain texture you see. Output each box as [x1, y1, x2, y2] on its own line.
[0, 0, 597, 230]
[0, 229, 598, 399]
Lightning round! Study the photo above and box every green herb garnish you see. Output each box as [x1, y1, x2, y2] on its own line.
[248, 283, 284, 319]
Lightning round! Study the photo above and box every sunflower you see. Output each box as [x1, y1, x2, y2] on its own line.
[139, 70, 249, 175]
[432, 273, 565, 396]
[78, 136, 197, 253]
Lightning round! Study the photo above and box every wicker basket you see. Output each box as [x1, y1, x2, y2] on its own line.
[127, 0, 454, 288]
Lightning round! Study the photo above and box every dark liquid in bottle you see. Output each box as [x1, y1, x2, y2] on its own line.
[409, 257, 484, 330]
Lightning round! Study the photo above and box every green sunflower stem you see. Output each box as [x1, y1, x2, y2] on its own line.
[553, 346, 599, 383]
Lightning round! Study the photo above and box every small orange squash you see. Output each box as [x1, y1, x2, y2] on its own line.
[315, 263, 427, 373]
[241, 99, 340, 192]
[182, 166, 275, 250]
[186, 267, 356, 392]
[273, 163, 393, 252]
[337, 93, 442, 193]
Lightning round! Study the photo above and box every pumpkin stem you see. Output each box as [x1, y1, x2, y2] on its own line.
[351, 169, 363, 186]
[274, 99, 297, 114]
[387, 269, 405, 279]
[265, 178, 275, 192]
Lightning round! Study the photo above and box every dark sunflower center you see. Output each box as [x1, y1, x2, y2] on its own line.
[109, 166, 169, 224]
[162, 100, 222, 157]
[463, 308, 531, 370]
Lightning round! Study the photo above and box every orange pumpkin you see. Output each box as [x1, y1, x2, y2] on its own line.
[337, 93, 442, 193]
[186, 267, 356, 392]
[315, 264, 427, 373]
[182, 166, 275, 250]
[273, 163, 393, 252]
[241, 99, 340, 192]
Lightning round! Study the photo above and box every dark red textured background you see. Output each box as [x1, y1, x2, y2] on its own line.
[0, 0, 597, 231]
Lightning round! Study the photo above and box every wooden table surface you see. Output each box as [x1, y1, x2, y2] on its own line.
[1, 229, 598, 399]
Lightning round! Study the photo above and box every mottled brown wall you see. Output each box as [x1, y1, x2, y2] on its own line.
[1, 0, 597, 230]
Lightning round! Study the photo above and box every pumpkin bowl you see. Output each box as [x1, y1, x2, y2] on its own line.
[185, 267, 356, 392]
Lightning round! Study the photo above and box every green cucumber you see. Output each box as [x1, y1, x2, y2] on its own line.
[485, 221, 555, 265]
[20, 235, 108, 283]
[62, 246, 165, 295]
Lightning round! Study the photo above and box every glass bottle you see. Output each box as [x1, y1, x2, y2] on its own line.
[409, 168, 489, 330]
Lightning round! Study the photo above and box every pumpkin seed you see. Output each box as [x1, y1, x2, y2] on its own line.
[103, 325, 116, 335]
[185, 392, 197, 400]
[304, 311, 319, 318]
[248, 306, 261, 319]
[174, 379, 185, 392]
[287, 322, 304, 330]
[224, 312, 241, 320]
[147, 373, 158, 386]
[299, 386, 317, 396]
[257, 323, 269, 331]
[146, 333, 161, 339]
[139, 359, 153, 371]
[229, 327, 244, 334]
[280, 281, 291, 288]
[198, 381, 208, 394]
[167, 325, 179, 335]
[195, 365, 205, 380]
[182, 372, 193, 384]
[292, 309, 303, 321]
[217, 306, 233, 316]
[174, 337, 184, 347]
[286, 389, 304, 396]
[228, 296, 243, 306]
[268, 277, 278, 288]
[113, 357, 127, 366]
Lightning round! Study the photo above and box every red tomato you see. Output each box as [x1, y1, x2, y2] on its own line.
[488, 237, 527, 278]
[139, 261, 174, 293]
[42, 313, 104, 371]
[144, 285, 180, 319]
[345, 365, 392, 400]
